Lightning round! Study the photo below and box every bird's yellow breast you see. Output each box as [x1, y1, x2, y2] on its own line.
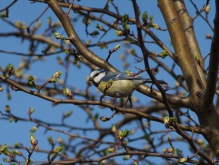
[98, 80, 137, 97]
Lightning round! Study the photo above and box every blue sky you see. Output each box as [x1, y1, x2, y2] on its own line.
[0, 0, 216, 164]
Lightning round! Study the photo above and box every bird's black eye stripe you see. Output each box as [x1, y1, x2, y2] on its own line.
[93, 70, 105, 78]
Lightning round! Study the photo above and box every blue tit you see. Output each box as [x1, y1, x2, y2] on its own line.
[89, 68, 166, 111]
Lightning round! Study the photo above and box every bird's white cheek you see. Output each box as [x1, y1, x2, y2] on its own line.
[93, 72, 105, 84]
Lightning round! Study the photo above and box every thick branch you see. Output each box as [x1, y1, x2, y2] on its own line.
[202, 0, 219, 109]
[174, 0, 206, 87]
[46, 0, 114, 71]
[158, 0, 203, 106]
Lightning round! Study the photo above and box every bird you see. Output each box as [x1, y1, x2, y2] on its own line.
[89, 68, 166, 112]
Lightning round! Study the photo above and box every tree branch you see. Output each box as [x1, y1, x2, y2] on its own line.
[202, 0, 219, 110]
[158, 0, 203, 108]
[174, 0, 206, 87]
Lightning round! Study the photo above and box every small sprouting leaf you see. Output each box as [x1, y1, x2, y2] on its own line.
[142, 11, 148, 23]
[115, 30, 123, 36]
[28, 76, 34, 85]
[30, 126, 38, 133]
[5, 105, 10, 113]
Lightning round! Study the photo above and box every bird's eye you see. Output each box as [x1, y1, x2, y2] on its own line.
[93, 72, 99, 77]
[93, 70, 105, 78]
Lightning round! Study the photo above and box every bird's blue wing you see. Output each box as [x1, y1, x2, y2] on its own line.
[101, 71, 150, 81]
[117, 73, 147, 80]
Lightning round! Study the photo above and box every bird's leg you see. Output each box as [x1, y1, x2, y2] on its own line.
[110, 97, 117, 111]
[128, 96, 133, 108]
[111, 97, 117, 105]
[123, 96, 132, 114]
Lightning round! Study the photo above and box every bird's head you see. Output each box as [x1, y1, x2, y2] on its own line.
[89, 69, 106, 85]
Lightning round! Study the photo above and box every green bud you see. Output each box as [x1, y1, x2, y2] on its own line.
[100, 43, 108, 49]
[142, 11, 148, 23]
[30, 134, 37, 146]
[64, 110, 73, 118]
[36, 21, 42, 28]
[194, 53, 201, 64]
[6, 64, 14, 72]
[118, 130, 123, 139]
[47, 17, 52, 25]
[5, 105, 10, 113]
[122, 23, 130, 31]
[100, 160, 106, 165]
[57, 137, 65, 144]
[128, 37, 134, 43]
[28, 76, 34, 85]
[123, 155, 131, 160]
[111, 125, 117, 133]
[82, 17, 91, 25]
[105, 147, 114, 153]
[53, 32, 60, 37]
[9, 117, 14, 122]
[54, 146, 63, 153]
[149, 15, 154, 22]
[96, 24, 105, 31]
[3, 158, 10, 162]
[125, 70, 131, 75]
[145, 134, 150, 141]
[30, 126, 38, 133]
[0, 86, 3, 92]
[150, 23, 159, 30]
[13, 150, 22, 156]
[21, 25, 27, 30]
[86, 39, 91, 45]
[130, 49, 136, 56]
[113, 44, 120, 51]
[122, 14, 129, 23]
[170, 117, 177, 123]
[1, 12, 7, 18]
[28, 108, 35, 115]
[77, 55, 83, 62]
[47, 136, 54, 145]
[51, 152, 58, 161]
[178, 157, 187, 163]
[115, 30, 123, 36]
[14, 143, 21, 148]
[194, 53, 199, 59]
[63, 88, 73, 98]
[123, 129, 130, 138]
[60, 36, 65, 40]
[90, 30, 99, 36]
[50, 78, 58, 83]
[164, 116, 169, 125]
[65, 50, 70, 55]
[162, 148, 167, 153]
[169, 147, 175, 153]
[160, 50, 169, 59]
[53, 70, 62, 78]
[0, 144, 8, 154]
[205, 4, 210, 14]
